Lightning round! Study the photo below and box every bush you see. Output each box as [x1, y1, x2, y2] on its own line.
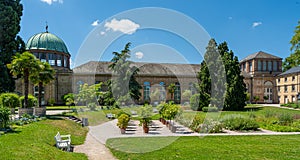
[278, 113, 294, 125]
[0, 93, 20, 108]
[87, 102, 97, 111]
[222, 115, 259, 131]
[0, 106, 10, 129]
[19, 94, 37, 108]
[202, 106, 218, 112]
[190, 94, 201, 111]
[199, 119, 223, 133]
[117, 114, 130, 129]
[190, 114, 205, 132]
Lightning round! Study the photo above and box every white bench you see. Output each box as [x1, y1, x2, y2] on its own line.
[54, 132, 71, 151]
[106, 113, 115, 119]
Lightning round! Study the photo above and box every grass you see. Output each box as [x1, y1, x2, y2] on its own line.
[107, 135, 300, 160]
[46, 106, 72, 110]
[0, 118, 88, 160]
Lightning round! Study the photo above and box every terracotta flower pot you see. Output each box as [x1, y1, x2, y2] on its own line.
[143, 126, 149, 133]
[120, 128, 126, 134]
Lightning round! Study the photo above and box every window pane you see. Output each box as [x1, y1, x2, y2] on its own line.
[273, 61, 277, 71]
[268, 61, 272, 71]
[257, 60, 261, 71]
[263, 61, 267, 71]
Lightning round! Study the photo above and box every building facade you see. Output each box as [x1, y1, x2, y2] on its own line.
[240, 51, 282, 104]
[18, 30, 300, 105]
[277, 66, 300, 104]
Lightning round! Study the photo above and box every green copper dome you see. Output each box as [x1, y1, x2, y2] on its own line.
[26, 32, 69, 54]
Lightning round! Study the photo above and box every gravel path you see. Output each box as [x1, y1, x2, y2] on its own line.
[74, 132, 117, 160]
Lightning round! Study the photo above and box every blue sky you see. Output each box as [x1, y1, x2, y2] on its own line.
[20, 0, 300, 67]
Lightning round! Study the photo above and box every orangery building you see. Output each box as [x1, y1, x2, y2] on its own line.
[15, 30, 299, 105]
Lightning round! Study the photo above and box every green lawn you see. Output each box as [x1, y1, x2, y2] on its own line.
[107, 135, 300, 160]
[0, 118, 88, 160]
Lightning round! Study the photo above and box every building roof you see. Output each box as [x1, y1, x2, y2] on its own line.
[240, 51, 282, 63]
[279, 66, 300, 76]
[26, 32, 69, 53]
[73, 61, 200, 77]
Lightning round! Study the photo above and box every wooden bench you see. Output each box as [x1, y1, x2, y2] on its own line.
[54, 132, 71, 151]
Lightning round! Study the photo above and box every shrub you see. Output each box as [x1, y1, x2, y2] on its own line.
[199, 119, 223, 133]
[278, 113, 293, 125]
[0, 93, 20, 108]
[117, 114, 130, 129]
[0, 106, 10, 129]
[87, 102, 97, 111]
[202, 106, 218, 112]
[19, 94, 37, 108]
[222, 115, 259, 131]
[190, 94, 201, 111]
[190, 114, 205, 132]
[264, 109, 277, 118]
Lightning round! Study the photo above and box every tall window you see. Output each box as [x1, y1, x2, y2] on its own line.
[174, 82, 181, 102]
[143, 82, 151, 101]
[273, 61, 278, 71]
[33, 86, 45, 105]
[268, 61, 272, 71]
[292, 85, 295, 92]
[64, 55, 68, 67]
[189, 82, 196, 94]
[263, 61, 267, 71]
[249, 62, 253, 72]
[243, 63, 246, 71]
[257, 60, 261, 71]
[57, 54, 62, 67]
[284, 85, 288, 92]
[39, 53, 47, 62]
[48, 53, 56, 66]
[159, 82, 166, 101]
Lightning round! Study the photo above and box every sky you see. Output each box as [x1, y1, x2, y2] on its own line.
[19, 0, 300, 67]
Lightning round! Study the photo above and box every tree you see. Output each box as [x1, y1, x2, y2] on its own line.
[218, 42, 246, 110]
[197, 39, 225, 109]
[0, 0, 25, 93]
[150, 88, 160, 103]
[7, 52, 40, 108]
[108, 42, 141, 106]
[30, 62, 55, 107]
[182, 90, 192, 101]
[283, 20, 300, 71]
[168, 83, 176, 101]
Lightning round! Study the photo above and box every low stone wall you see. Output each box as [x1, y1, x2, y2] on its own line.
[34, 107, 46, 117]
[18, 108, 34, 117]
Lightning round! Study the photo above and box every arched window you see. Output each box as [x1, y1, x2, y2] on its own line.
[174, 82, 181, 102]
[159, 82, 166, 101]
[144, 82, 151, 101]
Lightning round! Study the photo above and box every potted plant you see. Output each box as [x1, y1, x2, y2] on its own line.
[117, 114, 130, 134]
[139, 104, 153, 133]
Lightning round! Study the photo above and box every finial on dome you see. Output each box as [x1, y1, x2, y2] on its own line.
[46, 21, 48, 33]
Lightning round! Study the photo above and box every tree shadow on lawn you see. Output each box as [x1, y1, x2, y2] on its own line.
[46, 115, 65, 120]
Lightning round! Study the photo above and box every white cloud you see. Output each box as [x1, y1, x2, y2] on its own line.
[135, 52, 144, 59]
[228, 17, 233, 20]
[91, 20, 100, 26]
[252, 21, 262, 28]
[104, 18, 140, 34]
[41, 0, 63, 5]
[100, 31, 105, 35]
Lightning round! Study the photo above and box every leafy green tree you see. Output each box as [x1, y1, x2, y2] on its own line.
[0, 0, 25, 93]
[75, 83, 101, 107]
[218, 42, 246, 110]
[0, 106, 10, 129]
[168, 83, 176, 101]
[7, 52, 40, 108]
[30, 62, 55, 107]
[197, 39, 225, 109]
[108, 43, 141, 106]
[182, 90, 192, 101]
[283, 20, 300, 71]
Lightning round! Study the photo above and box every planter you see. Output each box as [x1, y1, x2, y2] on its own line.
[162, 119, 166, 125]
[18, 108, 34, 117]
[143, 126, 149, 133]
[120, 128, 126, 134]
[10, 108, 15, 114]
[34, 107, 46, 117]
